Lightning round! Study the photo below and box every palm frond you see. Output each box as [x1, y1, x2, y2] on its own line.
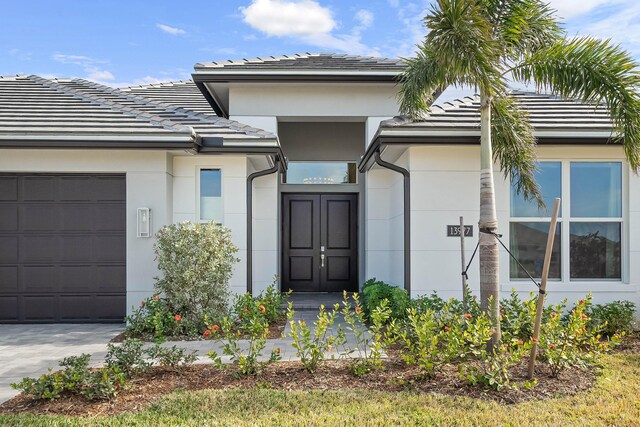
[397, 48, 445, 118]
[491, 96, 543, 205]
[424, 0, 506, 94]
[491, 0, 562, 57]
[512, 36, 640, 170]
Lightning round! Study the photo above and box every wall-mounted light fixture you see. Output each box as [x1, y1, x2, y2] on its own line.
[137, 207, 151, 238]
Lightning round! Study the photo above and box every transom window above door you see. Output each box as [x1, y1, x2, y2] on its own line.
[509, 161, 623, 281]
[283, 162, 357, 184]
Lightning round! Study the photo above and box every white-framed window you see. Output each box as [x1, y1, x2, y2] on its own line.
[509, 161, 623, 281]
[283, 161, 357, 184]
[198, 168, 223, 224]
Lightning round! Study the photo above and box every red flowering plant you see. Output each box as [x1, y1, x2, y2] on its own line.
[232, 280, 291, 328]
[538, 294, 621, 377]
[125, 294, 179, 341]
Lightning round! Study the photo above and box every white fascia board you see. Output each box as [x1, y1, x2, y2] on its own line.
[0, 134, 193, 142]
[193, 70, 400, 77]
[378, 128, 615, 139]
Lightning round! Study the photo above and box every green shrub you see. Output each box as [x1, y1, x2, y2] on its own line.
[208, 310, 281, 377]
[154, 221, 239, 317]
[538, 296, 621, 377]
[589, 300, 636, 337]
[361, 278, 410, 320]
[81, 368, 126, 401]
[105, 339, 150, 378]
[396, 301, 494, 379]
[11, 354, 126, 401]
[287, 302, 342, 373]
[461, 339, 531, 391]
[125, 294, 181, 340]
[146, 344, 199, 369]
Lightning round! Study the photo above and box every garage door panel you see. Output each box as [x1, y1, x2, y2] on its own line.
[61, 236, 93, 262]
[61, 205, 94, 230]
[0, 296, 18, 321]
[0, 267, 18, 292]
[21, 177, 56, 201]
[21, 205, 60, 231]
[95, 295, 126, 320]
[59, 177, 95, 201]
[23, 295, 57, 321]
[94, 235, 125, 262]
[95, 177, 126, 201]
[95, 266, 126, 292]
[0, 206, 18, 231]
[0, 174, 126, 323]
[0, 177, 17, 201]
[95, 204, 126, 231]
[60, 266, 95, 292]
[22, 265, 59, 292]
[0, 236, 18, 263]
[21, 236, 59, 262]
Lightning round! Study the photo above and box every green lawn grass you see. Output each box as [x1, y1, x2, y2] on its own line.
[2, 354, 638, 427]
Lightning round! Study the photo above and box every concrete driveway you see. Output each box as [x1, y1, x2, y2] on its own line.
[0, 324, 123, 404]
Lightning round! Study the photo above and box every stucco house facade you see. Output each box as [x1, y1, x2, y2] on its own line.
[0, 53, 638, 323]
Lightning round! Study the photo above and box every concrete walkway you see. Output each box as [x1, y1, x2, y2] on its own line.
[0, 295, 367, 405]
[0, 324, 123, 404]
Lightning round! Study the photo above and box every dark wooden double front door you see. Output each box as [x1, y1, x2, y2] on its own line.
[282, 194, 358, 292]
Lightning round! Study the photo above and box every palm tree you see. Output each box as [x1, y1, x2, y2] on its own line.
[398, 0, 640, 346]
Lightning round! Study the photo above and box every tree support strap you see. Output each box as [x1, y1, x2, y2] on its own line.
[463, 229, 543, 292]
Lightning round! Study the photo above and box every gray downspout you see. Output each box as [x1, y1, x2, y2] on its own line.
[373, 150, 411, 295]
[247, 157, 280, 294]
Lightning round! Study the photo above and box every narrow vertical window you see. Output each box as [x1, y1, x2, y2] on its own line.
[199, 169, 222, 223]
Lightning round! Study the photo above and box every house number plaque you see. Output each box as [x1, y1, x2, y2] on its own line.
[447, 225, 473, 237]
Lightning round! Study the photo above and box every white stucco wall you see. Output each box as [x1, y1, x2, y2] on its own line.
[403, 144, 640, 308]
[171, 154, 249, 297]
[0, 149, 173, 314]
[229, 84, 399, 118]
[248, 160, 279, 295]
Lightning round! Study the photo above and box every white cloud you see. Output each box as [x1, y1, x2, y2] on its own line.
[547, 0, 624, 19]
[86, 69, 115, 81]
[582, 2, 640, 54]
[355, 9, 374, 29]
[241, 0, 334, 37]
[156, 23, 186, 35]
[387, 0, 400, 8]
[51, 52, 115, 83]
[240, 0, 380, 56]
[8, 48, 32, 61]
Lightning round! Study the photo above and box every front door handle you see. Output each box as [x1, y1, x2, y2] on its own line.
[320, 254, 325, 268]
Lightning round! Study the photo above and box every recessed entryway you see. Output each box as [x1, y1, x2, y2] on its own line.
[282, 193, 358, 292]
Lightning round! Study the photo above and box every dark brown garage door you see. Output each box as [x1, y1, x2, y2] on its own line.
[0, 174, 126, 323]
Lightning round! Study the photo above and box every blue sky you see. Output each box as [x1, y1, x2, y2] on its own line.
[1, 0, 639, 88]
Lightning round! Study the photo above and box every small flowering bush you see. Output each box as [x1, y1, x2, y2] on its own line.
[538, 295, 621, 377]
[287, 302, 343, 373]
[337, 292, 394, 376]
[396, 301, 494, 379]
[461, 338, 532, 391]
[155, 221, 239, 316]
[232, 280, 291, 330]
[588, 300, 636, 337]
[208, 309, 281, 377]
[11, 354, 126, 401]
[125, 294, 192, 341]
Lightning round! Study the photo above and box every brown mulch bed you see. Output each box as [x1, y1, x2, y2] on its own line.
[110, 316, 288, 343]
[613, 332, 640, 354]
[0, 358, 596, 418]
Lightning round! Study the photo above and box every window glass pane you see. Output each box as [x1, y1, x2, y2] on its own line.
[570, 222, 621, 279]
[285, 162, 357, 184]
[511, 162, 561, 217]
[509, 222, 561, 279]
[200, 169, 222, 222]
[570, 162, 622, 218]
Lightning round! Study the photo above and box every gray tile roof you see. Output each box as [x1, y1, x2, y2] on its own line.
[54, 79, 276, 141]
[194, 53, 405, 72]
[381, 91, 613, 134]
[0, 75, 195, 144]
[0, 75, 278, 148]
[118, 81, 216, 117]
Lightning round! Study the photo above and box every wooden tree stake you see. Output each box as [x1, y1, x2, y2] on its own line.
[460, 216, 469, 311]
[527, 198, 561, 380]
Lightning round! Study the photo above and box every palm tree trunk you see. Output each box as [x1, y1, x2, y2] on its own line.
[479, 91, 501, 348]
